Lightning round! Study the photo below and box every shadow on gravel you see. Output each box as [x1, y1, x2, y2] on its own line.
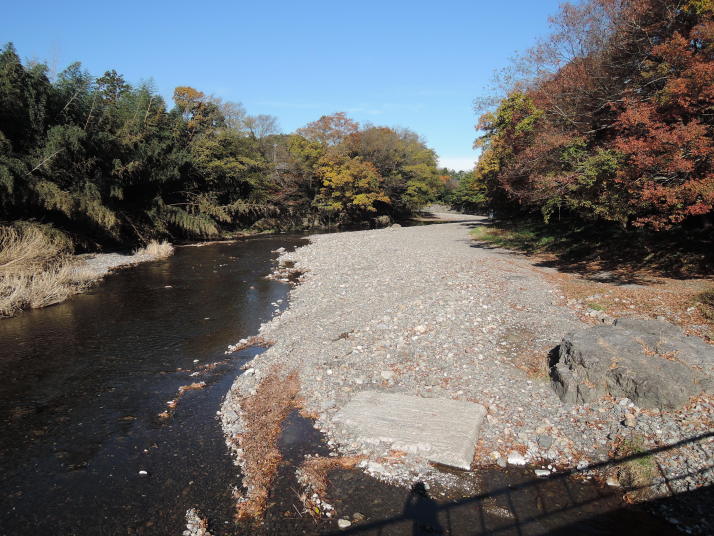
[463, 218, 713, 286]
[244, 412, 712, 535]
[322, 431, 714, 536]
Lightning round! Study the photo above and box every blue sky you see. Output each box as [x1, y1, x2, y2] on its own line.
[3, 0, 564, 170]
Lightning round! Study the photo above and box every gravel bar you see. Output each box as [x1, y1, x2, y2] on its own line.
[221, 213, 714, 515]
[76, 251, 168, 279]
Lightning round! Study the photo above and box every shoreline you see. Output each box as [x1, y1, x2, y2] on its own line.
[1, 210, 428, 319]
[76, 246, 174, 280]
[220, 212, 713, 532]
[0, 244, 175, 319]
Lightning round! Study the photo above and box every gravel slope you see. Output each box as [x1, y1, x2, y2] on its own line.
[221, 215, 713, 520]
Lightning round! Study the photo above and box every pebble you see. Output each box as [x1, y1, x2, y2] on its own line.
[337, 518, 352, 529]
[507, 452, 527, 466]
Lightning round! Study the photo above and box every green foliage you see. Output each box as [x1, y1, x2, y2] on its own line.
[451, 170, 488, 212]
[0, 45, 440, 247]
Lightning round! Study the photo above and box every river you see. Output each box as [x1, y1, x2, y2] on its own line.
[0, 236, 306, 534]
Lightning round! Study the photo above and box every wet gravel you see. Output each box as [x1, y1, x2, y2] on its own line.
[77, 250, 167, 279]
[221, 213, 714, 533]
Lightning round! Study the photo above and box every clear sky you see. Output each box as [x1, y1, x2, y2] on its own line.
[2, 0, 564, 171]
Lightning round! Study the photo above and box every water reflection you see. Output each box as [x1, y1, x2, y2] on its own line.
[0, 235, 306, 534]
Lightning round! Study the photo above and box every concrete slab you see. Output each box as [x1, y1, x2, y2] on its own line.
[333, 391, 486, 470]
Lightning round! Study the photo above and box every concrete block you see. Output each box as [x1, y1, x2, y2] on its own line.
[334, 391, 486, 470]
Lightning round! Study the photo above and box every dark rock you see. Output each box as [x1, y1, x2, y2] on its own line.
[551, 318, 714, 409]
[372, 215, 392, 228]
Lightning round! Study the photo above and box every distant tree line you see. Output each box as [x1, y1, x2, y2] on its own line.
[0, 45, 441, 249]
[457, 0, 713, 231]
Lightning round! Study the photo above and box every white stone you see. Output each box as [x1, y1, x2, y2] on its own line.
[380, 370, 395, 381]
[337, 519, 352, 529]
[507, 452, 527, 466]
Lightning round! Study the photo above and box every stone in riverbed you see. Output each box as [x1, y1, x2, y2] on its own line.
[380, 370, 395, 381]
[507, 451, 526, 466]
[551, 318, 714, 409]
[536, 434, 554, 449]
[333, 391, 486, 470]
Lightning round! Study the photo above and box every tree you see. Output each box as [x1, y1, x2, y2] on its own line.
[474, 0, 714, 229]
[313, 155, 389, 219]
[296, 112, 359, 146]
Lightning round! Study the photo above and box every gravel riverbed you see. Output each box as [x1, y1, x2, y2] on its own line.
[76, 250, 169, 279]
[220, 214, 714, 531]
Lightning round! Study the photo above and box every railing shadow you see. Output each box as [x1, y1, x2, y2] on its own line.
[324, 431, 714, 536]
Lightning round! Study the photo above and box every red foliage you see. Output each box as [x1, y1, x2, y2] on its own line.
[478, 0, 714, 229]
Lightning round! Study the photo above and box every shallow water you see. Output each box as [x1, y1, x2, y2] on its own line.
[0, 236, 306, 535]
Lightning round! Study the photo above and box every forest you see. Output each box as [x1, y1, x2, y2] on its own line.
[0, 44, 442, 250]
[453, 0, 714, 235]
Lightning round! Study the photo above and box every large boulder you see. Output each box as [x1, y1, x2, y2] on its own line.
[551, 318, 714, 409]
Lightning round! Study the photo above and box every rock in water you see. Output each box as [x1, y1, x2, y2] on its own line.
[185, 508, 211, 536]
[333, 391, 486, 470]
[551, 318, 713, 409]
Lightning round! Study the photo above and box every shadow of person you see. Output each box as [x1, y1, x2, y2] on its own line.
[403, 481, 445, 535]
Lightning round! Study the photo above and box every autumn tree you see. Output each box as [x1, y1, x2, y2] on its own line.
[475, 0, 714, 229]
[313, 155, 389, 219]
[296, 112, 359, 146]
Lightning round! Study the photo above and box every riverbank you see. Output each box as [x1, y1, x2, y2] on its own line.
[221, 212, 713, 533]
[77, 240, 174, 280]
[0, 232, 174, 318]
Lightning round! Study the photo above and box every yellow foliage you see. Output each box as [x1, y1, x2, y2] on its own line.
[314, 156, 389, 215]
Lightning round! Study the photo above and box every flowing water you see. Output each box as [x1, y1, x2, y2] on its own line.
[0, 236, 306, 535]
[0, 235, 680, 535]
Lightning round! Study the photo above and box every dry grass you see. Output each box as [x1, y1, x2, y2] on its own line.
[0, 224, 67, 271]
[158, 382, 207, 419]
[232, 367, 300, 520]
[226, 335, 275, 355]
[134, 239, 174, 259]
[0, 225, 95, 317]
[542, 269, 714, 341]
[697, 288, 714, 321]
